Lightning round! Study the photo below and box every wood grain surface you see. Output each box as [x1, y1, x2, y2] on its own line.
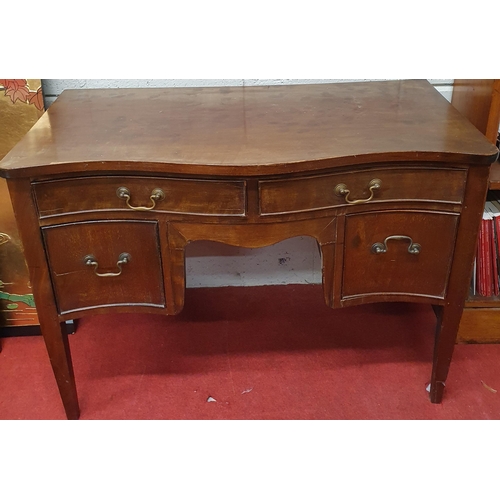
[0, 80, 497, 179]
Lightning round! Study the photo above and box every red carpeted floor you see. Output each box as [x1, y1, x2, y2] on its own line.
[1, 284, 499, 419]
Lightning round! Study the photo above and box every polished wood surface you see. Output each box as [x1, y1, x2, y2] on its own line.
[342, 211, 459, 301]
[43, 221, 165, 314]
[259, 166, 467, 215]
[34, 176, 247, 218]
[0, 80, 498, 418]
[0, 80, 497, 179]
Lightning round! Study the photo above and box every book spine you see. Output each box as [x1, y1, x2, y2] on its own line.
[486, 218, 496, 297]
[478, 218, 487, 296]
[485, 218, 494, 296]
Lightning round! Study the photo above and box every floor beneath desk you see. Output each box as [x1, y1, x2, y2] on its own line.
[1, 284, 499, 420]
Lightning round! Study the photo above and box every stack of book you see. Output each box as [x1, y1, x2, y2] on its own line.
[473, 199, 500, 297]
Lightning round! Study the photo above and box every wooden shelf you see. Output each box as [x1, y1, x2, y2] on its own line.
[465, 294, 500, 308]
[457, 307, 500, 343]
[464, 162, 500, 311]
[488, 159, 500, 189]
[452, 80, 500, 342]
[452, 79, 500, 144]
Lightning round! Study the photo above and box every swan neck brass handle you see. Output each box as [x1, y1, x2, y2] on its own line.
[84, 252, 131, 277]
[371, 236, 421, 255]
[116, 187, 165, 211]
[335, 178, 382, 205]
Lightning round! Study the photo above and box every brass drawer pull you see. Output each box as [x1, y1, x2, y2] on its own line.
[84, 252, 131, 277]
[116, 187, 165, 211]
[335, 178, 382, 205]
[371, 235, 421, 255]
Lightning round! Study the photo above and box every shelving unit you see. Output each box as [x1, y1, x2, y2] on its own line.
[452, 80, 500, 343]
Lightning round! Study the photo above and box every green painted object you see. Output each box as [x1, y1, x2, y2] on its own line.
[0, 291, 36, 308]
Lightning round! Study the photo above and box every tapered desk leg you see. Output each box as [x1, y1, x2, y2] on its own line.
[429, 165, 490, 404]
[38, 314, 79, 419]
[429, 304, 460, 403]
[7, 177, 80, 419]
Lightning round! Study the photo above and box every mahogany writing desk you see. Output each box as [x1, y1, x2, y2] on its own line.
[1, 80, 498, 419]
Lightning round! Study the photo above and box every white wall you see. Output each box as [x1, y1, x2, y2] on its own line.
[41, 79, 454, 289]
[42, 79, 454, 106]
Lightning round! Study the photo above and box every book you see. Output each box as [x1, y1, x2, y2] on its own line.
[476, 208, 494, 296]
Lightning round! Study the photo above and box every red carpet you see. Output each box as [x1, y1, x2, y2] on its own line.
[1, 284, 499, 419]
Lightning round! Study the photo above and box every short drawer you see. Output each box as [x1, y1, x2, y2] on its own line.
[42, 220, 165, 314]
[341, 211, 459, 300]
[259, 167, 467, 215]
[34, 176, 246, 218]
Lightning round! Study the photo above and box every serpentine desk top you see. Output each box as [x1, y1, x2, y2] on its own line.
[0, 80, 497, 179]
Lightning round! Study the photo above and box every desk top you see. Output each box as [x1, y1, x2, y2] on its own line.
[1, 80, 498, 178]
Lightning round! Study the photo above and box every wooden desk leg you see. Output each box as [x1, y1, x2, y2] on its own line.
[40, 316, 80, 420]
[429, 304, 459, 403]
[429, 165, 490, 404]
[7, 177, 80, 419]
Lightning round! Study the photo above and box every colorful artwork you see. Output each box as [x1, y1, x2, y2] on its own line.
[0, 79, 44, 111]
[0, 79, 44, 327]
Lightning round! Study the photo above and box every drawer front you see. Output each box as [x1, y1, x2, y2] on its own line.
[34, 176, 246, 218]
[342, 211, 459, 300]
[42, 220, 165, 314]
[259, 167, 467, 215]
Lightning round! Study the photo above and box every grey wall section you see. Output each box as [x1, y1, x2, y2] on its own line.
[40, 79, 454, 288]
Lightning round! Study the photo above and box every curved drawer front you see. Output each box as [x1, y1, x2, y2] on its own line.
[259, 167, 467, 215]
[42, 220, 165, 314]
[341, 211, 459, 301]
[34, 176, 246, 218]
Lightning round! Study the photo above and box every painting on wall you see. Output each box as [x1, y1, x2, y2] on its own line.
[0, 79, 45, 329]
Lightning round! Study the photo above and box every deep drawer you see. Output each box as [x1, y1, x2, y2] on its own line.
[259, 167, 467, 215]
[34, 176, 247, 218]
[42, 220, 165, 314]
[341, 211, 459, 300]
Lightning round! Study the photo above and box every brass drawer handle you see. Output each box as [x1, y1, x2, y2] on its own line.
[335, 178, 382, 205]
[371, 235, 421, 255]
[116, 187, 165, 211]
[84, 252, 131, 277]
